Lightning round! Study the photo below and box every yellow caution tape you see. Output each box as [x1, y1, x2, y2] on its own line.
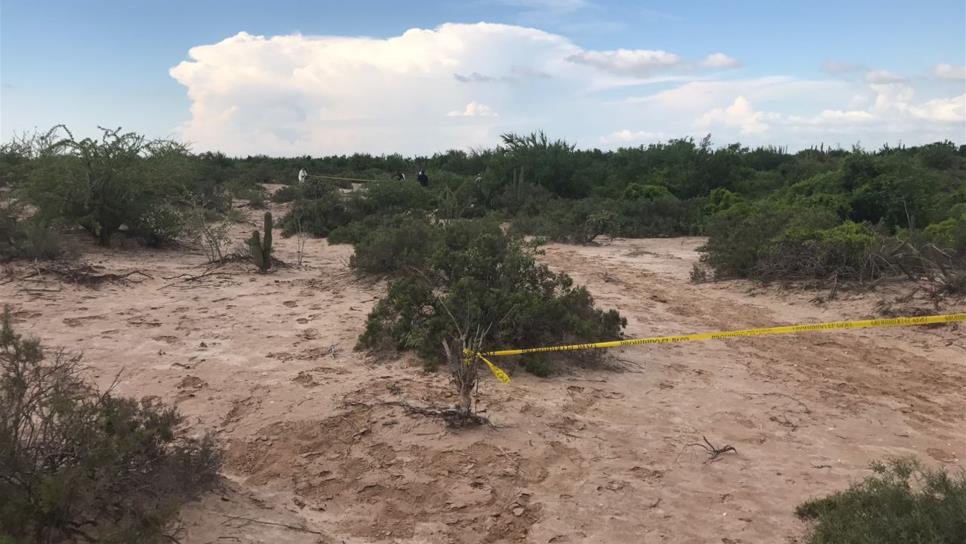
[477, 354, 512, 384]
[480, 313, 965, 358]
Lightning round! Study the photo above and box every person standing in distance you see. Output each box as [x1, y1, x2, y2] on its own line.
[417, 170, 429, 187]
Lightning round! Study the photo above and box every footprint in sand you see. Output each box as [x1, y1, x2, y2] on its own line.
[63, 315, 106, 327]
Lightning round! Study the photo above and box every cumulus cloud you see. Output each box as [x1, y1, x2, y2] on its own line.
[909, 94, 966, 122]
[933, 63, 966, 80]
[700, 53, 741, 69]
[698, 96, 772, 134]
[169, 23, 966, 154]
[599, 129, 664, 145]
[170, 23, 589, 154]
[448, 102, 498, 117]
[567, 49, 681, 76]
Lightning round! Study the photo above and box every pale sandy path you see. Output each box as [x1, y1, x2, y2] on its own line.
[1, 206, 963, 543]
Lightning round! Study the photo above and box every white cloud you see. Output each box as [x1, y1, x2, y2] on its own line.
[700, 53, 740, 69]
[447, 101, 498, 117]
[599, 129, 663, 145]
[169, 23, 966, 155]
[865, 69, 907, 84]
[170, 23, 588, 154]
[698, 96, 772, 134]
[933, 63, 966, 81]
[788, 109, 877, 126]
[909, 94, 966, 122]
[567, 49, 681, 76]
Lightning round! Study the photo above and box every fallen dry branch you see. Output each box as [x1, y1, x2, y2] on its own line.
[159, 269, 236, 289]
[19, 263, 152, 288]
[376, 400, 492, 428]
[690, 436, 737, 462]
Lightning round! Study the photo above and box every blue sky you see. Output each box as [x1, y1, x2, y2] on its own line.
[2, 0, 964, 154]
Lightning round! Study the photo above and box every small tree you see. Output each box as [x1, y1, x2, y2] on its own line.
[358, 220, 626, 379]
[23, 126, 195, 246]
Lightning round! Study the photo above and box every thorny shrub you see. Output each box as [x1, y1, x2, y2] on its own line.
[0, 308, 221, 544]
[357, 220, 626, 375]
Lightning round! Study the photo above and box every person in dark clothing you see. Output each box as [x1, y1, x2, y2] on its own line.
[417, 170, 429, 187]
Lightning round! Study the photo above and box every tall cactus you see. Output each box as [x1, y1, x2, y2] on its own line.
[249, 212, 273, 272]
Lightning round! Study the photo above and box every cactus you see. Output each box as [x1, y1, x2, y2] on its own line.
[248, 212, 273, 272]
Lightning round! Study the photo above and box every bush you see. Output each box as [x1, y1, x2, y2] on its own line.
[796, 458, 966, 544]
[358, 180, 433, 215]
[755, 221, 878, 281]
[130, 203, 184, 247]
[0, 203, 65, 262]
[0, 308, 220, 543]
[701, 201, 840, 279]
[358, 220, 626, 373]
[924, 208, 966, 254]
[350, 216, 438, 275]
[279, 192, 353, 237]
[271, 179, 336, 203]
[623, 183, 674, 201]
[22, 126, 193, 247]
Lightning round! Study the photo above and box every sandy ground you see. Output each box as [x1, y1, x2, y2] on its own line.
[1, 199, 964, 544]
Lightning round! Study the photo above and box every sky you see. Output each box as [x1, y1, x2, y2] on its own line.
[1, 0, 964, 155]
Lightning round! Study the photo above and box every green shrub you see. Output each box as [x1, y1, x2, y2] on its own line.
[701, 201, 840, 279]
[0, 204, 65, 262]
[796, 458, 966, 544]
[358, 220, 626, 373]
[360, 180, 433, 215]
[0, 308, 220, 543]
[22, 126, 192, 247]
[924, 208, 966, 254]
[279, 192, 353, 237]
[271, 179, 336, 203]
[755, 221, 878, 281]
[130, 203, 184, 247]
[624, 183, 674, 201]
[705, 188, 740, 215]
[350, 216, 438, 275]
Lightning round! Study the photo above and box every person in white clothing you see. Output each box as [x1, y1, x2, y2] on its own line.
[298, 169, 307, 184]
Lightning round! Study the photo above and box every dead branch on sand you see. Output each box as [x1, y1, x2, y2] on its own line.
[18, 263, 152, 288]
[159, 268, 236, 289]
[675, 435, 737, 464]
[351, 399, 493, 428]
[690, 436, 737, 461]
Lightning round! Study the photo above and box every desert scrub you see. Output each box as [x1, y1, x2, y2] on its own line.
[796, 458, 966, 544]
[22, 126, 194, 247]
[350, 215, 439, 275]
[0, 203, 66, 262]
[0, 307, 221, 543]
[358, 219, 626, 374]
[279, 192, 353, 237]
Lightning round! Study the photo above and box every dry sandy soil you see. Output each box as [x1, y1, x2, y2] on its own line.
[2, 199, 964, 544]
